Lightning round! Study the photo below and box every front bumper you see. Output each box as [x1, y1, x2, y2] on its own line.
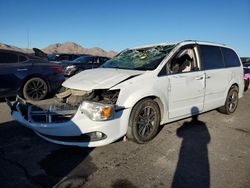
[8, 97, 130, 147]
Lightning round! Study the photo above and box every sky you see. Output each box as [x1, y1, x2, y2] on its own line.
[0, 0, 249, 56]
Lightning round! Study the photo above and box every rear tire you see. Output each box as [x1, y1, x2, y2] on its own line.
[218, 86, 239, 115]
[127, 99, 161, 144]
[23, 77, 48, 101]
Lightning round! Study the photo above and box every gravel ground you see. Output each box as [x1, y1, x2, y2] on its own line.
[0, 91, 250, 188]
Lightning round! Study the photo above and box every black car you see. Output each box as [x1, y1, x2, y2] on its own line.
[0, 49, 65, 100]
[32, 48, 86, 62]
[60, 55, 110, 76]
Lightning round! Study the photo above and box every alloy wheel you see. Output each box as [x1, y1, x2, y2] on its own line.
[24, 78, 48, 100]
[136, 106, 157, 138]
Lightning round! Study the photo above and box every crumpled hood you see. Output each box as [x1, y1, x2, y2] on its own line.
[62, 68, 144, 91]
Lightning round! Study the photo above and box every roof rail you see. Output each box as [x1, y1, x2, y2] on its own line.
[181, 40, 226, 46]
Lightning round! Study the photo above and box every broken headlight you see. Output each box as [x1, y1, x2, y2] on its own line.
[80, 101, 114, 121]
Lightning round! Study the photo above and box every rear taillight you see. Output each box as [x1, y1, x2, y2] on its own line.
[52, 65, 64, 73]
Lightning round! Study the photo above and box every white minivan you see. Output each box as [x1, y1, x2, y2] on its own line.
[9, 40, 244, 147]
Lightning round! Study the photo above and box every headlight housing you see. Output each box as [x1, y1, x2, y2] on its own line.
[80, 101, 114, 121]
[66, 65, 76, 69]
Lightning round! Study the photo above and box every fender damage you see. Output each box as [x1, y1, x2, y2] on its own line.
[7, 68, 142, 147]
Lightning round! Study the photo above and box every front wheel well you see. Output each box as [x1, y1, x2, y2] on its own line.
[231, 83, 239, 90]
[130, 96, 164, 122]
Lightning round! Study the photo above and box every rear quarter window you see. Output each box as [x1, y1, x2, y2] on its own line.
[19, 55, 28, 62]
[199, 45, 224, 70]
[0, 52, 18, 63]
[221, 48, 241, 67]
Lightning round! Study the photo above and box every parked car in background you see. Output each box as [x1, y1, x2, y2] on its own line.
[241, 58, 250, 91]
[8, 40, 244, 147]
[243, 62, 250, 91]
[59, 55, 110, 76]
[0, 49, 64, 100]
[240, 57, 250, 64]
[48, 53, 84, 62]
[32, 48, 87, 62]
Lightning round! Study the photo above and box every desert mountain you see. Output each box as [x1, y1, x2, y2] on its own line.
[0, 43, 33, 53]
[0, 42, 117, 57]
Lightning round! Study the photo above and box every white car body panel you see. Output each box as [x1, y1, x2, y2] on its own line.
[168, 71, 205, 118]
[10, 40, 244, 147]
[204, 68, 232, 110]
[62, 68, 144, 91]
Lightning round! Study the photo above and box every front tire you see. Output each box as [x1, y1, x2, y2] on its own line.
[218, 86, 239, 115]
[23, 77, 48, 101]
[127, 99, 161, 144]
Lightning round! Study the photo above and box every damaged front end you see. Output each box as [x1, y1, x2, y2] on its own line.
[7, 88, 122, 147]
[8, 88, 120, 123]
[8, 97, 78, 124]
[55, 87, 120, 121]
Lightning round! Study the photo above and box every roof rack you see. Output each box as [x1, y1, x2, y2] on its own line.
[181, 40, 226, 46]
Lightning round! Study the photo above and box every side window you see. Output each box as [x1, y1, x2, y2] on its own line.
[0, 52, 18, 63]
[19, 55, 27, 62]
[87, 57, 94, 64]
[169, 47, 198, 74]
[58, 55, 69, 61]
[101, 57, 109, 63]
[221, 48, 241, 67]
[199, 45, 224, 70]
[95, 57, 100, 64]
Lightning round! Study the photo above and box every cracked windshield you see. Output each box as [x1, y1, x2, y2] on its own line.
[102, 45, 175, 70]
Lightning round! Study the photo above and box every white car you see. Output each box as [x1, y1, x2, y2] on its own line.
[9, 40, 244, 147]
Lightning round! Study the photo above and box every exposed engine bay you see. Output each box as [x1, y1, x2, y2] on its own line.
[9, 88, 120, 124]
[56, 87, 120, 106]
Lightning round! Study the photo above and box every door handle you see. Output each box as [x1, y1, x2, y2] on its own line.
[17, 68, 28, 71]
[206, 75, 211, 79]
[195, 76, 204, 80]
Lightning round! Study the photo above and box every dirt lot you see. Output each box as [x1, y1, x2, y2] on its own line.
[0, 92, 250, 188]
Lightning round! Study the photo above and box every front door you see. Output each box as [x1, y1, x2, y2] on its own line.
[167, 46, 205, 118]
[168, 71, 205, 118]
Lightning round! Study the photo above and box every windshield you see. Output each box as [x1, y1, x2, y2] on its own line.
[101, 45, 175, 70]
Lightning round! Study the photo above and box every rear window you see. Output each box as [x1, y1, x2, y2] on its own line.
[199, 45, 224, 70]
[0, 52, 18, 63]
[221, 48, 241, 67]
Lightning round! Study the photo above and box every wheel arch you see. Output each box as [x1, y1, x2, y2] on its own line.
[223, 81, 240, 101]
[221, 82, 239, 108]
[228, 83, 239, 96]
[218, 82, 240, 114]
[231, 83, 239, 90]
[126, 96, 163, 143]
[128, 95, 165, 123]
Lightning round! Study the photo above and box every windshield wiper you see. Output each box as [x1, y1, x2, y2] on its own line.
[134, 67, 149, 70]
[104, 66, 133, 70]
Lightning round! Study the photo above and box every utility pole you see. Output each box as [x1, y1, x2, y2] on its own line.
[27, 28, 31, 49]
